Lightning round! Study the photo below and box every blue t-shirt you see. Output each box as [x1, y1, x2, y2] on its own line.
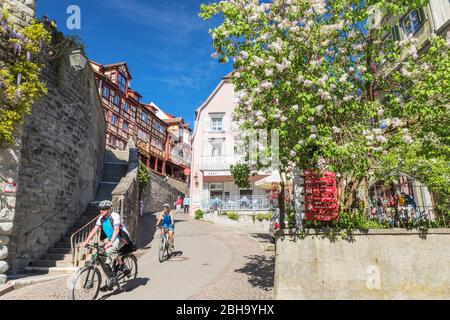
[162, 213, 172, 227]
[96, 212, 130, 241]
[102, 218, 115, 240]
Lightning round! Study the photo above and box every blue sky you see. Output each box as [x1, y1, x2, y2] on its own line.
[37, 0, 232, 127]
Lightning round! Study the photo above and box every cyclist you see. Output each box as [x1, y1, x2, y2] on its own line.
[156, 203, 175, 250]
[82, 200, 132, 273]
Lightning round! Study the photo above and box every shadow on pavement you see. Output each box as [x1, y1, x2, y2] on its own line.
[137, 214, 157, 249]
[171, 251, 184, 257]
[98, 277, 150, 300]
[234, 255, 275, 291]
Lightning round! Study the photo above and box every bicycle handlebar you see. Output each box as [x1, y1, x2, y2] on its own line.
[82, 243, 105, 249]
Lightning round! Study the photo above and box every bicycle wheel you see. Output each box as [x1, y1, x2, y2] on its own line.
[71, 267, 102, 300]
[117, 254, 138, 291]
[159, 238, 166, 263]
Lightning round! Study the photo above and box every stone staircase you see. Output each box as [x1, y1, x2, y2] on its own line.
[24, 150, 129, 275]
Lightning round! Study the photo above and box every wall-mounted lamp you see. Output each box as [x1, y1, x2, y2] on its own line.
[69, 49, 88, 71]
[194, 173, 199, 188]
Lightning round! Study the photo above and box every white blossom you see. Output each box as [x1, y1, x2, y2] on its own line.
[391, 118, 402, 128]
[404, 135, 413, 144]
[265, 69, 274, 77]
[260, 80, 274, 90]
[332, 126, 341, 134]
[339, 73, 348, 83]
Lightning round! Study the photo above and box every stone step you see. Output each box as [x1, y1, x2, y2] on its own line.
[24, 266, 80, 276]
[72, 216, 100, 228]
[54, 241, 71, 248]
[102, 163, 128, 183]
[94, 183, 118, 202]
[41, 253, 73, 261]
[105, 150, 128, 163]
[48, 247, 72, 254]
[31, 260, 75, 268]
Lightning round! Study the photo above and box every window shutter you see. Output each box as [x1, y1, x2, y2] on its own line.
[391, 25, 401, 41]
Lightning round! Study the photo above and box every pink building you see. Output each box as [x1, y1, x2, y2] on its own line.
[190, 73, 270, 215]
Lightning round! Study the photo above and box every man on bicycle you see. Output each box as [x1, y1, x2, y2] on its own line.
[156, 203, 175, 250]
[82, 200, 132, 272]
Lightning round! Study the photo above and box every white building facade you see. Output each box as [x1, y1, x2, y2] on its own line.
[189, 74, 271, 215]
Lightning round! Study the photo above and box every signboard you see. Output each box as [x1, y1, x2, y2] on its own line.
[303, 170, 339, 221]
[204, 171, 231, 177]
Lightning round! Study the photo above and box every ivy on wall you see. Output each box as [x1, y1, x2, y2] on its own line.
[0, 10, 51, 145]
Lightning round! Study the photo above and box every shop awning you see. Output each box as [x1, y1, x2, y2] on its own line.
[255, 171, 292, 189]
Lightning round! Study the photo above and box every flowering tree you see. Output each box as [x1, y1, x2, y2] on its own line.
[200, 0, 450, 225]
[0, 11, 51, 145]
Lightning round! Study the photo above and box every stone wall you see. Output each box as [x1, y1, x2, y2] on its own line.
[112, 141, 139, 242]
[141, 170, 185, 213]
[5, 52, 106, 273]
[0, 0, 36, 29]
[274, 229, 450, 299]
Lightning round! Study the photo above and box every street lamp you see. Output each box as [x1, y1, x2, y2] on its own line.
[69, 49, 88, 71]
[194, 173, 199, 188]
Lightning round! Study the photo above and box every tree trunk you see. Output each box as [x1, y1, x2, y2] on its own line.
[345, 177, 360, 210]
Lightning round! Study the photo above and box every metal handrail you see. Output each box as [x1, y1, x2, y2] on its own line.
[70, 199, 122, 267]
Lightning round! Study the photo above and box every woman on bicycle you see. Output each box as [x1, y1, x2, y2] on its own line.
[156, 203, 175, 250]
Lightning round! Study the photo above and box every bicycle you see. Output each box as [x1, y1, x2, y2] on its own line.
[70, 243, 138, 300]
[158, 226, 174, 263]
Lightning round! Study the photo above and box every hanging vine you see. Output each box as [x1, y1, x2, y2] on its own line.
[0, 10, 51, 145]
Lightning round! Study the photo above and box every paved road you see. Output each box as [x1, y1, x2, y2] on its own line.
[1, 213, 274, 300]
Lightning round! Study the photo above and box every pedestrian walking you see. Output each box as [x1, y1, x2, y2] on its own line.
[176, 196, 183, 212]
[183, 195, 190, 213]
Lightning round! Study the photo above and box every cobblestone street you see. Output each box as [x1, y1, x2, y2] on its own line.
[0, 214, 274, 300]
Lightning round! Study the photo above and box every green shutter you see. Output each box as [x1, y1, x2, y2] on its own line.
[391, 25, 401, 41]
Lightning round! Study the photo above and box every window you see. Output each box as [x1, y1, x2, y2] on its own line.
[141, 111, 149, 123]
[211, 143, 222, 157]
[211, 117, 223, 132]
[118, 140, 125, 151]
[151, 139, 164, 150]
[137, 129, 149, 142]
[109, 135, 117, 146]
[118, 73, 127, 92]
[113, 94, 121, 106]
[123, 102, 129, 113]
[102, 86, 110, 98]
[111, 114, 118, 126]
[111, 74, 116, 83]
[154, 122, 165, 134]
[401, 9, 425, 36]
[122, 121, 129, 133]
